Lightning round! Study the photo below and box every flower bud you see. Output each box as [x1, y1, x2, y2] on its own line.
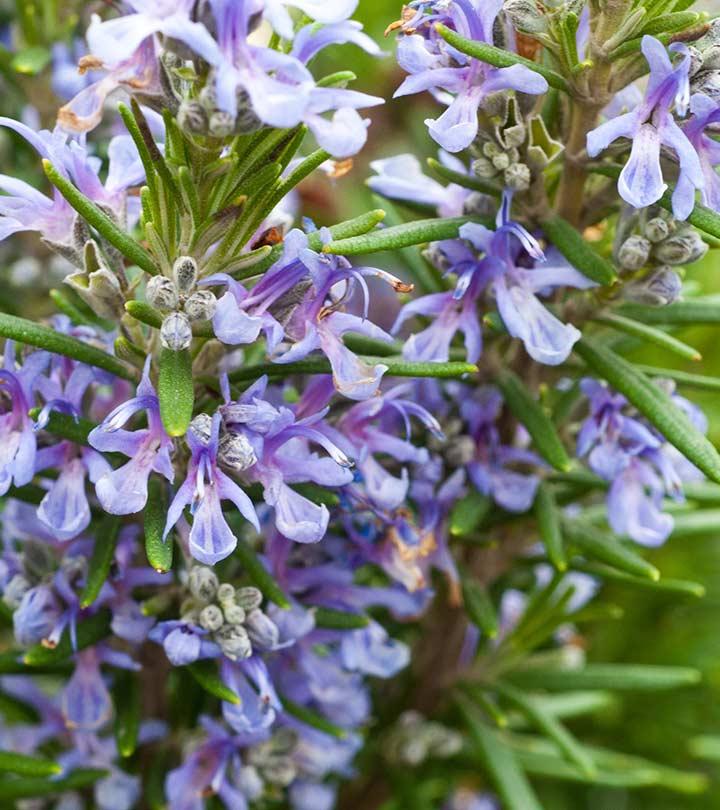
[223, 603, 247, 625]
[2, 574, 31, 609]
[444, 436, 476, 466]
[209, 111, 235, 138]
[491, 152, 510, 171]
[198, 84, 217, 111]
[235, 586, 263, 611]
[160, 312, 192, 351]
[184, 290, 217, 322]
[173, 256, 198, 294]
[214, 623, 252, 660]
[245, 608, 280, 649]
[146, 276, 179, 311]
[653, 230, 708, 265]
[622, 267, 682, 306]
[216, 583, 236, 604]
[462, 192, 496, 217]
[189, 413, 212, 444]
[471, 157, 497, 179]
[617, 234, 651, 271]
[504, 163, 531, 191]
[644, 217, 670, 243]
[218, 431, 257, 471]
[199, 604, 224, 632]
[188, 566, 219, 603]
[177, 101, 208, 134]
[504, 0, 548, 34]
[259, 757, 296, 787]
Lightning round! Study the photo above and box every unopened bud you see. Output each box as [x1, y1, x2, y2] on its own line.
[173, 256, 198, 294]
[644, 217, 670, 243]
[260, 758, 296, 787]
[189, 413, 212, 444]
[3, 574, 31, 609]
[504, 0, 548, 34]
[216, 583, 236, 604]
[462, 192, 495, 218]
[199, 604, 224, 632]
[188, 566, 219, 602]
[184, 290, 217, 322]
[444, 436, 477, 466]
[471, 156, 497, 179]
[215, 623, 252, 660]
[504, 163, 531, 191]
[235, 586, 263, 611]
[245, 608, 280, 649]
[209, 111, 235, 138]
[177, 101, 208, 135]
[146, 276, 179, 311]
[198, 84, 217, 111]
[653, 230, 708, 265]
[491, 152, 510, 171]
[622, 267, 682, 306]
[218, 431, 257, 471]
[224, 603, 247, 625]
[617, 234, 651, 271]
[160, 312, 192, 351]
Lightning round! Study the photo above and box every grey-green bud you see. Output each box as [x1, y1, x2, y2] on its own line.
[622, 267, 682, 306]
[504, 163, 531, 191]
[444, 436, 477, 467]
[173, 256, 198, 294]
[188, 566, 219, 603]
[215, 623, 252, 660]
[209, 111, 235, 138]
[218, 431, 257, 472]
[491, 152, 510, 171]
[245, 609, 280, 649]
[160, 312, 192, 351]
[235, 586, 263, 612]
[503, 0, 548, 34]
[146, 276, 179, 311]
[653, 230, 708, 265]
[617, 234, 651, 271]
[216, 583, 236, 604]
[471, 156, 497, 179]
[223, 603, 247, 625]
[644, 217, 671, 243]
[177, 101, 208, 135]
[189, 413, 212, 444]
[184, 290, 217, 322]
[2, 574, 30, 609]
[199, 604, 224, 632]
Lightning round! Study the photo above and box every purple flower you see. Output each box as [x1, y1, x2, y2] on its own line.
[368, 152, 472, 216]
[206, 2, 383, 157]
[0, 117, 144, 242]
[164, 413, 259, 564]
[149, 620, 220, 665]
[394, 195, 592, 366]
[61, 648, 113, 731]
[462, 386, 541, 513]
[393, 0, 548, 152]
[88, 360, 175, 515]
[683, 93, 720, 212]
[270, 229, 402, 400]
[578, 378, 705, 546]
[222, 376, 353, 543]
[0, 342, 48, 494]
[336, 384, 443, 511]
[587, 36, 703, 219]
[34, 364, 111, 541]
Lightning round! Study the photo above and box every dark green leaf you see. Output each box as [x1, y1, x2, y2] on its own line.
[542, 216, 617, 285]
[80, 515, 121, 608]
